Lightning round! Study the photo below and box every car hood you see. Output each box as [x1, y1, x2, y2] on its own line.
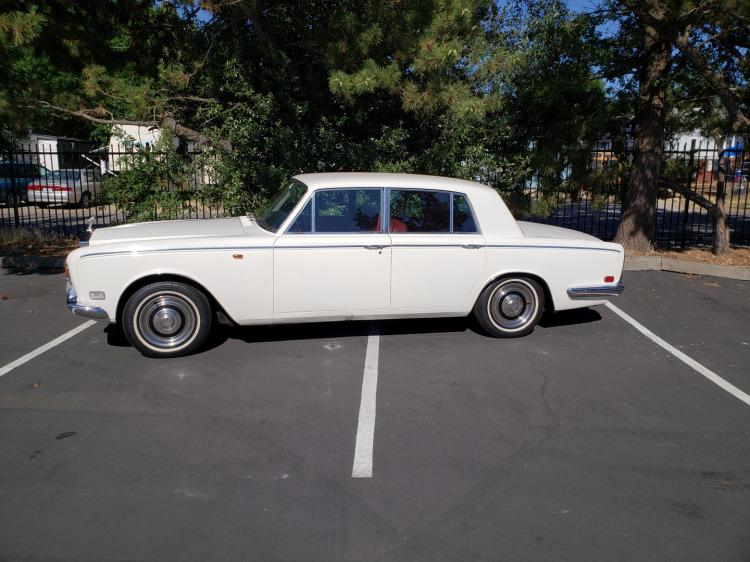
[89, 217, 251, 246]
[516, 221, 600, 242]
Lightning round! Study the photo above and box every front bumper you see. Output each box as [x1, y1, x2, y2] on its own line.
[567, 283, 625, 299]
[66, 283, 109, 320]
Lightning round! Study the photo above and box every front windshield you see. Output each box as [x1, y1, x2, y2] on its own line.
[256, 179, 308, 232]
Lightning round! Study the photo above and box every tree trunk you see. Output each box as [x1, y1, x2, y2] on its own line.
[614, 23, 671, 253]
[712, 158, 729, 255]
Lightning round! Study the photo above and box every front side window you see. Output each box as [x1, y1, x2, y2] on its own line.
[308, 189, 383, 233]
[389, 189, 450, 233]
[257, 180, 308, 233]
[288, 188, 383, 233]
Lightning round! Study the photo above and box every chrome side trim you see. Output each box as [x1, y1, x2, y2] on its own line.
[391, 243, 483, 248]
[79, 246, 271, 259]
[567, 284, 625, 298]
[487, 244, 621, 253]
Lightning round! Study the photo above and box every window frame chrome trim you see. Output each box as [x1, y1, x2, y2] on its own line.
[283, 187, 387, 235]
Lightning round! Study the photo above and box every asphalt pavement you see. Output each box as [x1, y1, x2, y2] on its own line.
[0, 268, 748, 562]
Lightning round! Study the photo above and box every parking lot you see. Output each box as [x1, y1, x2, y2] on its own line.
[1, 268, 749, 561]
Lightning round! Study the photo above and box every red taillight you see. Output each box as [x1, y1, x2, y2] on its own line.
[27, 184, 41, 191]
[604, 275, 615, 283]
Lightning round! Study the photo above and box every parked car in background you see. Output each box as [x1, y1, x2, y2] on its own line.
[65, 173, 625, 358]
[0, 162, 50, 206]
[27, 168, 102, 208]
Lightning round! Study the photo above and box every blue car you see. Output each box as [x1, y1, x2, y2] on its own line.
[0, 162, 50, 206]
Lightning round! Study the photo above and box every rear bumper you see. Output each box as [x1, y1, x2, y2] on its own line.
[66, 284, 109, 321]
[567, 283, 625, 299]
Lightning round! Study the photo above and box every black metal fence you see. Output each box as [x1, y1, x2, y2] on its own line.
[523, 140, 749, 247]
[2, 142, 749, 247]
[0, 144, 222, 237]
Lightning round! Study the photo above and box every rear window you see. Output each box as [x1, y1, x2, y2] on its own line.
[50, 170, 81, 181]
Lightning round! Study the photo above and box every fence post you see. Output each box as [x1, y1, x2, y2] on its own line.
[680, 139, 696, 248]
[10, 155, 20, 228]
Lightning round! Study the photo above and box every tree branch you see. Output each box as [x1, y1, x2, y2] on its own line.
[674, 31, 750, 132]
[36, 101, 231, 150]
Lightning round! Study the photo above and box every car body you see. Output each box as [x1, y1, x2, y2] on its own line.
[0, 162, 50, 206]
[65, 173, 625, 357]
[27, 168, 101, 207]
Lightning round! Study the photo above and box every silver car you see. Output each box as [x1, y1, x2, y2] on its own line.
[27, 169, 101, 208]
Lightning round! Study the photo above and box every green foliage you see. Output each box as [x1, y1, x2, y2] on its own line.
[2, 0, 746, 229]
[102, 134, 200, 222]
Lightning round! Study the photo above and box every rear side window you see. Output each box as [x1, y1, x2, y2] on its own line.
[389, 190, 450, 233]
[453, 194, 477, 232]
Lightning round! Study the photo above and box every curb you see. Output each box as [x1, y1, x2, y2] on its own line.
[625, 255, 750, 281]
[1, 255, 65, 272]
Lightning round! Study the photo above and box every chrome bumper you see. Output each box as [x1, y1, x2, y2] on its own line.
[567, 283, 625, 299]
[66, 284, 109, 321]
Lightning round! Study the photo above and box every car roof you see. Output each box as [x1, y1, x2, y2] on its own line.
[292, 172, 496, 196]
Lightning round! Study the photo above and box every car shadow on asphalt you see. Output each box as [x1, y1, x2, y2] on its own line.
[538, 306, 602, 329]
[103, 306, 602, 355]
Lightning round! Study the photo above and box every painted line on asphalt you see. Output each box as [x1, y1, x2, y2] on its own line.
[0, 320, 98, 378]
[605, 302, 750, 407]
[352, 322, 380, 478]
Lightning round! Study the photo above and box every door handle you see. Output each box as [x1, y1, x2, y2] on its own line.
[364, 244, 387, 250]
[462, 244, 483, 249]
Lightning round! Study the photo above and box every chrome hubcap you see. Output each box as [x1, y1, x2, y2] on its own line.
[488, 280, 538, 331]
[135, 293, 198, 350]
[501, 293, 524, 317]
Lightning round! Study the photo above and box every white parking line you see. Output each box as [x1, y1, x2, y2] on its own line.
[605, 302, 750, 407]
[0, 320, 97, 378]
[352, 323, 380, 478]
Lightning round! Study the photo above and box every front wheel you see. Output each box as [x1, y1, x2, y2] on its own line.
[122, 281, 213, 357]
[473, 276, 545, 338]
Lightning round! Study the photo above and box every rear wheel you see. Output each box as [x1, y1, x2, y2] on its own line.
[473, 276, 545, 338]
[122, 281, 212, 358]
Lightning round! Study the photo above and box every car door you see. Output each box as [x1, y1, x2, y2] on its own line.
[388, 188, 486, 309]
[273, 187, 392, 315]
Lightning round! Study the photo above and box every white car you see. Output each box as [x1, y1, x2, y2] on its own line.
[65, 173, 624, 357]
[27, 168, 101, 208]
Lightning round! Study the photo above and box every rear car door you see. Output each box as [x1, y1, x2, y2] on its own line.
[388, 189, 486, 309]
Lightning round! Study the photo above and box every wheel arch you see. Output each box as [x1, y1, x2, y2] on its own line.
[477, 271, 555, 313]
[116, 272, 236, 325]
